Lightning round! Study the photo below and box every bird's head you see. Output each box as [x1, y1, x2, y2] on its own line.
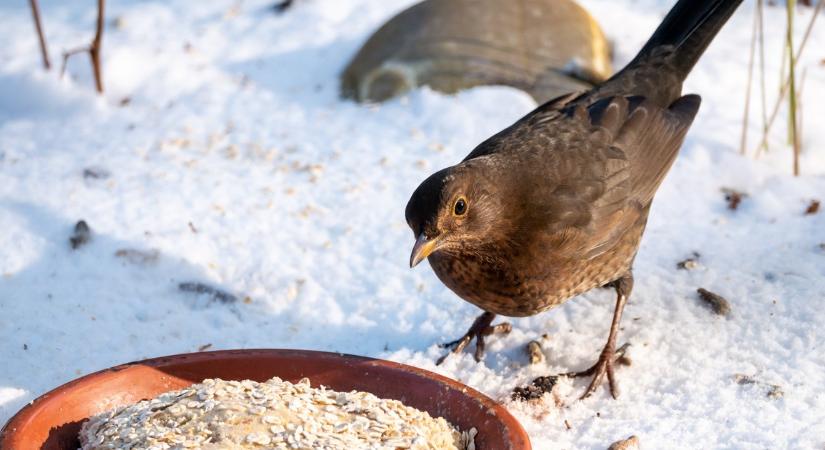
[405, 162, 502, 267]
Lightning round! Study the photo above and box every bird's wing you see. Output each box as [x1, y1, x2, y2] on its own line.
[527, 94, 701, 261]
[590, 94, 701, 205]
[463, 90, 585, 162]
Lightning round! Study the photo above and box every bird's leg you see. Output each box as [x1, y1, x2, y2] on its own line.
[436, 312, 512, 365]
[567, 272, 634, 399]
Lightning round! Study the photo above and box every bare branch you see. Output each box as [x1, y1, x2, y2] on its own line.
[60, 46, 88, 77]
[58, 0, 106, 94]
[90, 0, 105, 93]
[28, 0, 50, 69]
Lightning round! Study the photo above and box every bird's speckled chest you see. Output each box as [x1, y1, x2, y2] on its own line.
[427, 217, 647, 317]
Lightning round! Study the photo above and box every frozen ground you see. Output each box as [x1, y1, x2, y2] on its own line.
[1, 0, 824, 448]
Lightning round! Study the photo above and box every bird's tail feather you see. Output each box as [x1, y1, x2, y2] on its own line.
[600, 0, 743, 104]
[635, 0, 743, 79]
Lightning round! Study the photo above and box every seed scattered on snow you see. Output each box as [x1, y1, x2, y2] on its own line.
[676, 251, 701, 270]
[178, 281, 238, 304]
[733, 373, 784, 399]
[114, 248, 160, 265]
[82, 167, 111, 179]
[527, 340, 544, 365]
[721, 187, 747, 211]
[677, 258, 699, 270]
[696, 288, 732, 316]
[511, 375, 558, 401]
[69, 220, 92, 250]
[79, 376, 475, 450]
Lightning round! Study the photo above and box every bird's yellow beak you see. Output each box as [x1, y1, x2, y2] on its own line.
[410, 233, 439, 268]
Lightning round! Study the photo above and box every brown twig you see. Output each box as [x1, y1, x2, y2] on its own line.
[60, 0, 105, 93]
[60, 46, 89, 77]
[29, 0, 50, 69]
[90, 0, 105, 93]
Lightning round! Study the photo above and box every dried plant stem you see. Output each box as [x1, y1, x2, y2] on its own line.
[756, 0, 768, 154]
[60, 46, 89, 77]
[90, 0, 105, 93]
[739, 1, 760, 155]
[797, 67, 807, 151]
[754, 0, 823, 159]
[60, 0, 105, 93]
[786, 0, 799, 176]
[28, 0, 50, 69]
[778, 33, 787, 96]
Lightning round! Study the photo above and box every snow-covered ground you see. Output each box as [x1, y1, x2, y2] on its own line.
[1, 0, 824, 448]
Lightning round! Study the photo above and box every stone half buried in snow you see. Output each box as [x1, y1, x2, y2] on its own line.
[608, 435, 640, 450]
[79, 376, 477, 450]
[340, 0, 612, 104]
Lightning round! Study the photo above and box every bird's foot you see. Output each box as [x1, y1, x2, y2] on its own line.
[436, 312, 511, 365]
[565, 342, 630, 400]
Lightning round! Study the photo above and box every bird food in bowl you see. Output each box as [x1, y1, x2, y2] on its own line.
[0, 349, 530, 450]
[79, 376, 476, 449]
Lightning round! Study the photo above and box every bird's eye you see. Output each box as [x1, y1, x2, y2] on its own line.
[453, 197, 467, 216]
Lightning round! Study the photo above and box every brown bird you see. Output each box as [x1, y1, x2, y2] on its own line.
[405, 0, 743, 399]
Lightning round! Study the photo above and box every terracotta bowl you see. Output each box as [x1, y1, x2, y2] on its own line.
[0, 349, 530, 450]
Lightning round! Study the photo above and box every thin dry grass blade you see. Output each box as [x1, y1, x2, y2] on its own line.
[754, 0, 823, 159]
[757, 0, 768, 154]
[786, 0, 799, 176]
[739, 1, 760, 155]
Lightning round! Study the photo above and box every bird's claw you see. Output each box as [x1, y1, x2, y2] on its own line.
[435, 316, 511, 365]
[565, 342, 630, 399]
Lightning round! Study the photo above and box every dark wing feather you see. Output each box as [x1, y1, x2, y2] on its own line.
[537, 94, 700, 260]
[616, 94, 701, 204]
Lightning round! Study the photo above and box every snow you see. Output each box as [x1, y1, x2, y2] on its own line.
[1, 0, 824, 448]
